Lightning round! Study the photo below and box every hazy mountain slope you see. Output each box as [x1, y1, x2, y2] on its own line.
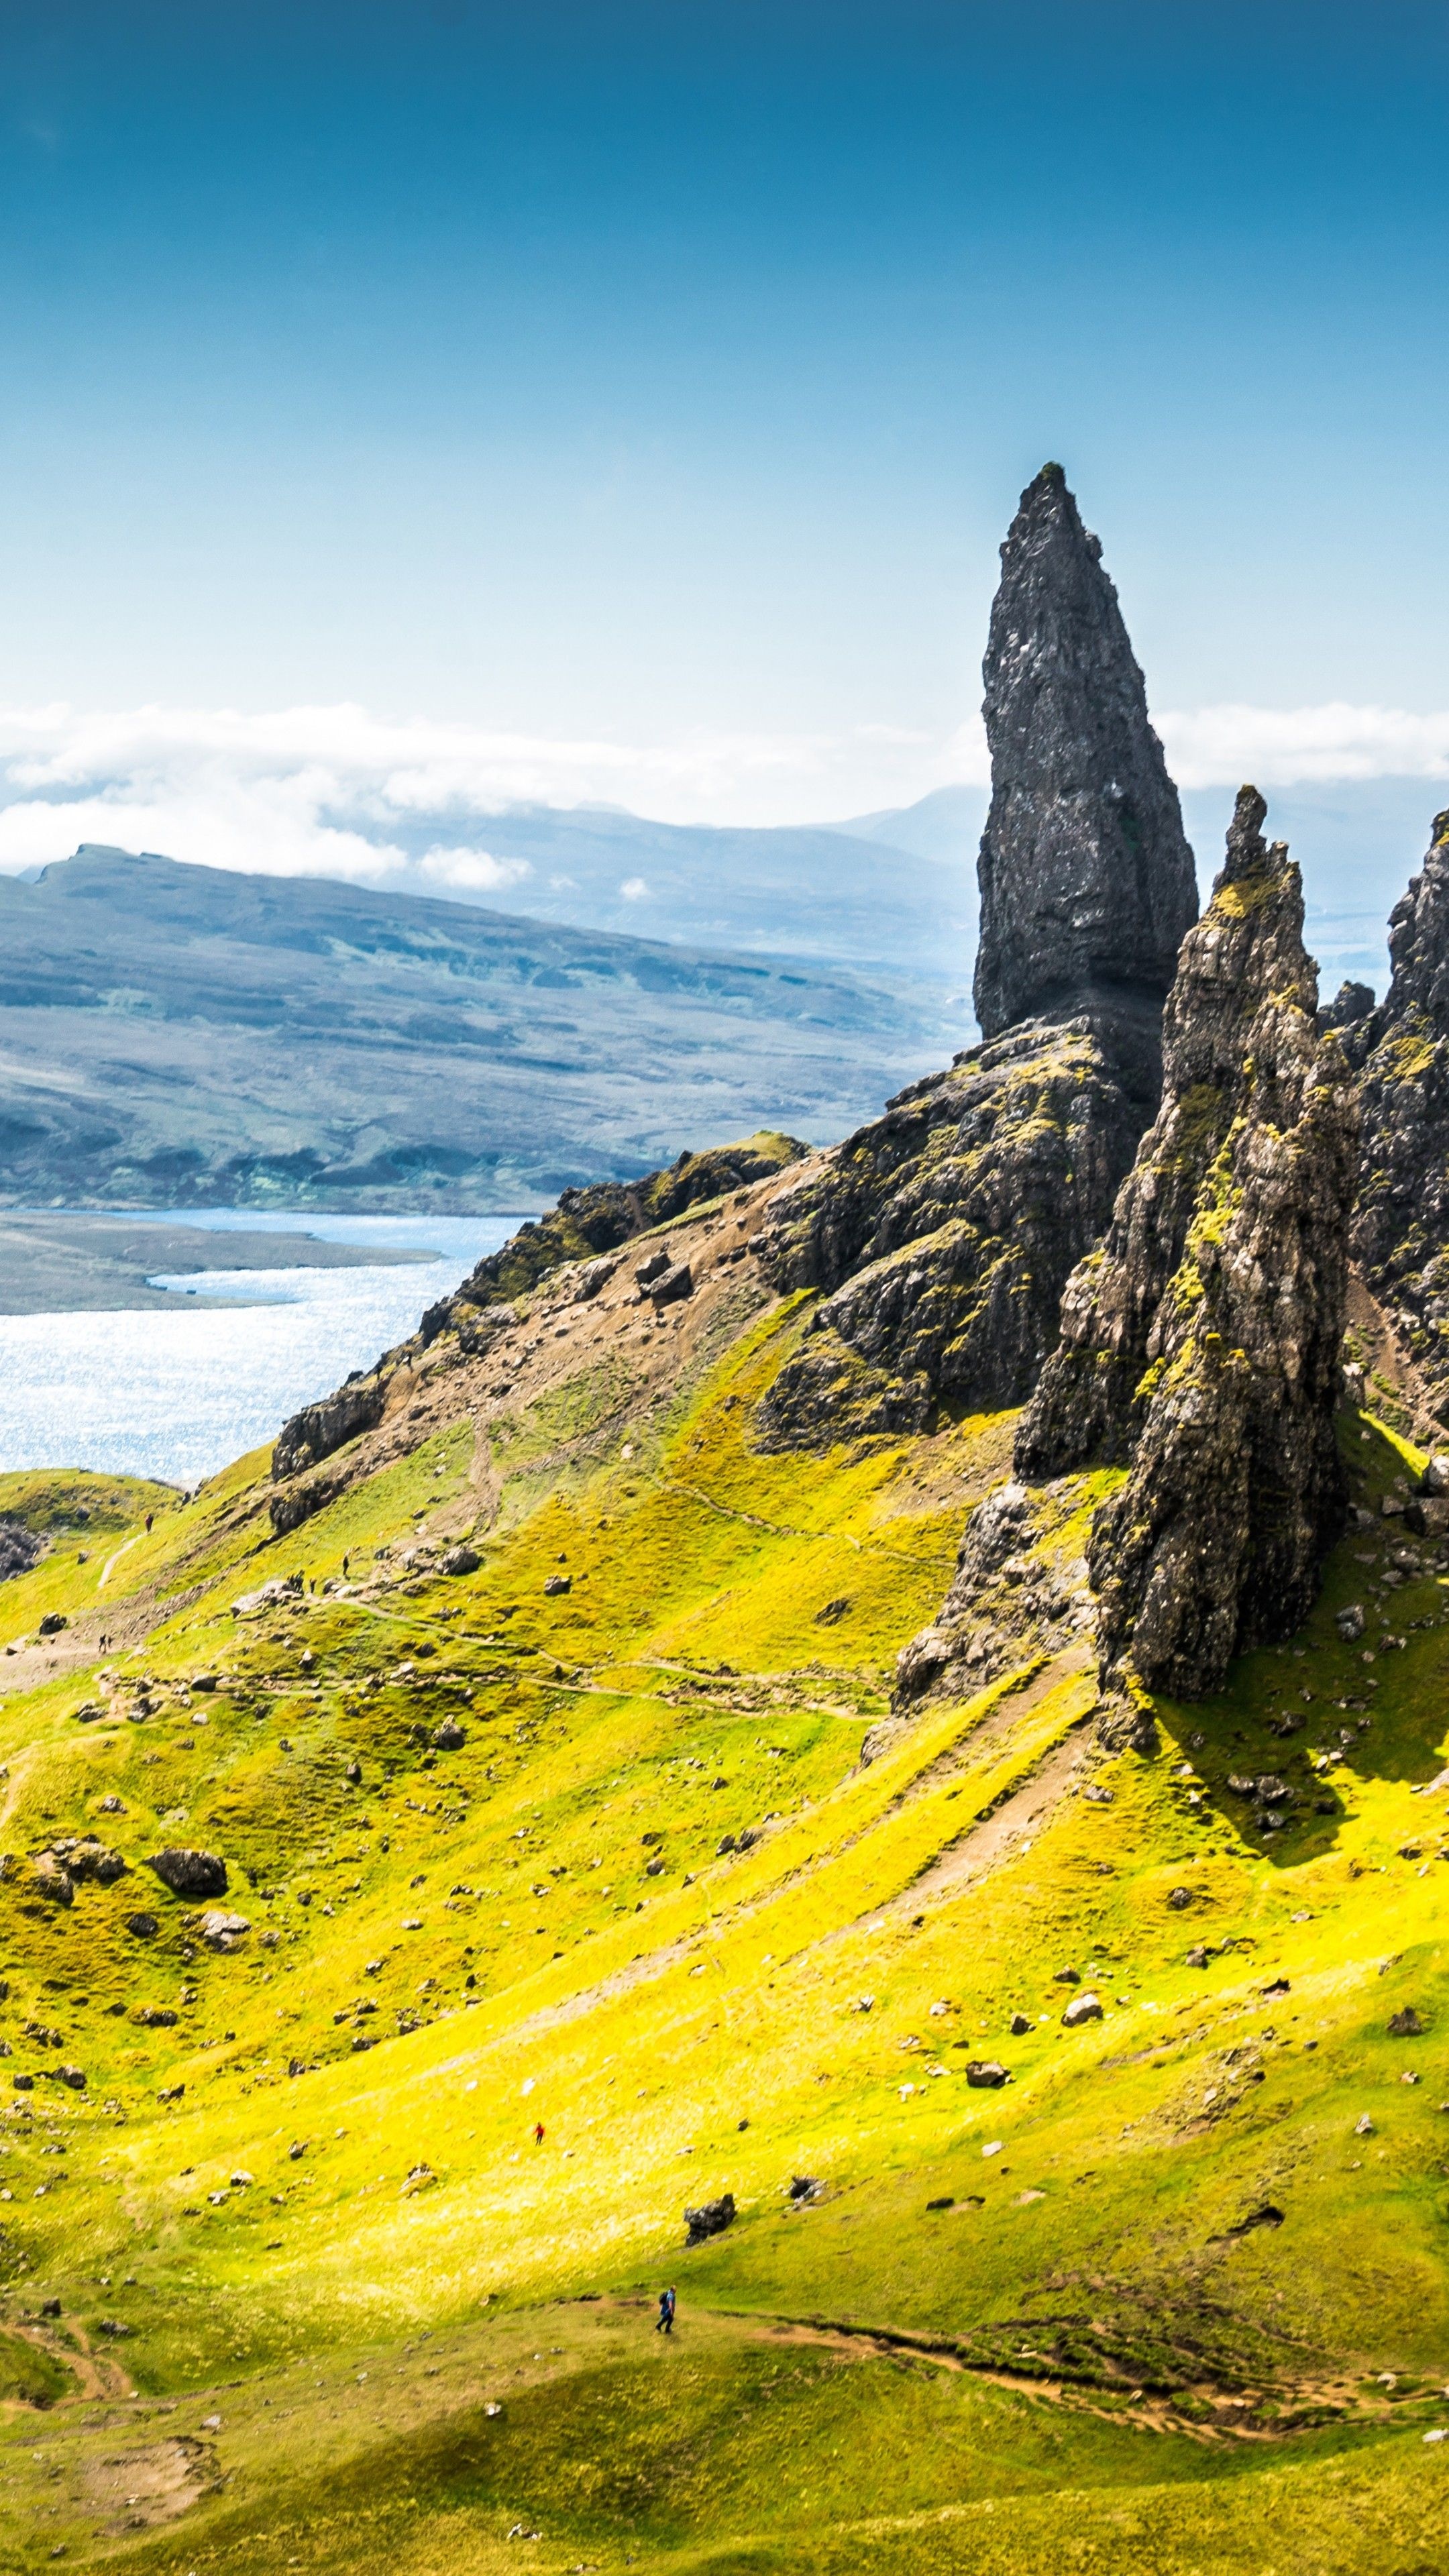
[0, 1170, 1445, 2573]
[0, 848, 961, 1210]
[366, 800, 979, 981]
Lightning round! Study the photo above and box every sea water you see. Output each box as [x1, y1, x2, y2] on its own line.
[0, 1210, 519, 1489]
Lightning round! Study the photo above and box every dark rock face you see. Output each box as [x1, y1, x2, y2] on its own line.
[272, 1380, 387, 1483]
[146, 1845, 228, 1900]
[973, 465, 1197, 1041]
[755, 467, 1195, 1452]
[755, 1010, 1158, 1448]
[684, 2191, 735, 2243]
[1351, 813, 1449, 1422]
[1022, 788, 1359, 1695]
[0, 1520, 43, 1582]
[1320, 978, 1376, 1035]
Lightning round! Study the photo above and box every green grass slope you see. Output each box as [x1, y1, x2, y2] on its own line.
[0, 1268, 1447, 2573]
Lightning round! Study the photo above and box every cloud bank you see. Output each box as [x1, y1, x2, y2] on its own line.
[0, 696, 1443, 896]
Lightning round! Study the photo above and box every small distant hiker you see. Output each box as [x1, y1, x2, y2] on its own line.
[533, 2120, 545, 2146]
[655, 2286, 676, 2336]
[144, 1513, 154, 1532]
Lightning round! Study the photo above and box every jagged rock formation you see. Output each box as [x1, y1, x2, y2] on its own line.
[905, 789, 1357, 1706]
[269, 1131, 803, 1517]
[755, 468, 1197, 1450]
[754, 1012, 1157, 1445]
[1320, 979, 1376, 1036]
[1350, 813, 1449, 1424]
[973, 464, 1198, 1040]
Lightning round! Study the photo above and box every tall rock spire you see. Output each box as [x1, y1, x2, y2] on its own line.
[973, 464, 1198, 1041]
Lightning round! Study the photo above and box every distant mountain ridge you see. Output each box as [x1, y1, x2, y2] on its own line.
[0, 843, 961, 1210]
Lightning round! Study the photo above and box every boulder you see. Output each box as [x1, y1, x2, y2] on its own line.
[1336, 1605, 1366, 1641]
[441, 1547, 481, 1577]
[64, 1839, 125, 1885]
[965, 2059, 1009, 2088]
[684, 2192, 736, 2244]
[198, 1910, 250, 1952]
[31, 1854, 72, 1906]
[543, 1574, 571, 1597]
[38, 1612, 67, 1637]
[146, 1847, 228, 1900]
[635, 1247, 672, 1285]
[649, 1260, 694, 1308]
[432, 1720, 466, 1751]
[1008, 2012, 1032, 2036]
[1061, 1992, 1104, 2028]
[123, 1911, 158, 1938]
[1389, 2006, 1426, 2037]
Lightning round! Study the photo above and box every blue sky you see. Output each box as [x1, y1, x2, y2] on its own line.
[0, 1, 1446, 859]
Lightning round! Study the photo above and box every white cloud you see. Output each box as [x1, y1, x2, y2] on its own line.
[0, 695, 1443, 904]
[1155, 702, 1449, 789]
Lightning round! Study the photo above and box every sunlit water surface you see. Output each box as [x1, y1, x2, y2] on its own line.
[0, 1210, 518, 1487]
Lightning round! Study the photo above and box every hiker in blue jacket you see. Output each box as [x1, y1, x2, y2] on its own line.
[655, 2286, 676, 2335]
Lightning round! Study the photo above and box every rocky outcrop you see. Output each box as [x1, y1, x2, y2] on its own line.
[899, 789, 1358, 1709]
[755, 1011, 1157, 1446]
[1351, 813, 1449, 1424]
[755, 466, 1196, 1450]
[963, 788, 1352, 1707]
[146, 1846, 228, 1900]
[973, 464, 1197, 1040]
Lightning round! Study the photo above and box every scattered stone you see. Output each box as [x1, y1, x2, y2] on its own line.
[966, 2060, 1009, 2088]
[649, 1260, 694, 1308]
[31, 1854, 73, 1907]
[198, 1910, 250, 1953]
[814, 1598, 851, 1625]
[1053, 1966, 1080, 1984]
[133, 2007, 178, 2029]
[1389, 2007, 1426, 2037]
[1009, 2012, 1031, 2036]
[1336, 1605, 1366, 1641]
[684, 2192, 735, 2243]
[1185, 1946, 1211, 1969]
[1061, 1992, 1104, 2027]
[146, 1847, 228, 1899]
[635, 1248, 672, 1286]
[1167, 1887, 1193, 1910]
[787, 2175, 819, 2202]
[123, 1913, 158, 1939]
[432, 1721, 466, 1751]
[1354, 2114, 1375, 2137]
[543, 1574, 571, 1597]
[441, 1548, 481, 1577]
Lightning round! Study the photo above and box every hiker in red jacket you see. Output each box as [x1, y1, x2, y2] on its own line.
[533, 2120, 545, 2146]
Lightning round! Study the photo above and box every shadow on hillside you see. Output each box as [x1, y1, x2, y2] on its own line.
[1148, 1411, 1449, 1867]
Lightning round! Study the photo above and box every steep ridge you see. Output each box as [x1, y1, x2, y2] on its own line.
[1351, 809, 1449, 1431]
[900, 790, 1359, 1712]
[755, 466, 1198, 1450]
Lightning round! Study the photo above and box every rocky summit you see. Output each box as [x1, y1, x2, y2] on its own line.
[755, 466, 1195, 1450]
[972, 462, 1199, 1042]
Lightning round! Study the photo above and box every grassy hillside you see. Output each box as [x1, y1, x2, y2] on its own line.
[0, 1184, 1446, 2572]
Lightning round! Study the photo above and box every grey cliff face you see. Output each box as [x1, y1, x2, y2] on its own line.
[906, 789, 1356, 1707]
[754, 1012, 1155, 1448]
[755, 465, 1195, 1450]
[973, 464, 1198, 1042]
[1351, 812, 1449, 1424]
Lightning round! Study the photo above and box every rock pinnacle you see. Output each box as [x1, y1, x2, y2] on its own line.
[973, 463, 1198, 1040]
